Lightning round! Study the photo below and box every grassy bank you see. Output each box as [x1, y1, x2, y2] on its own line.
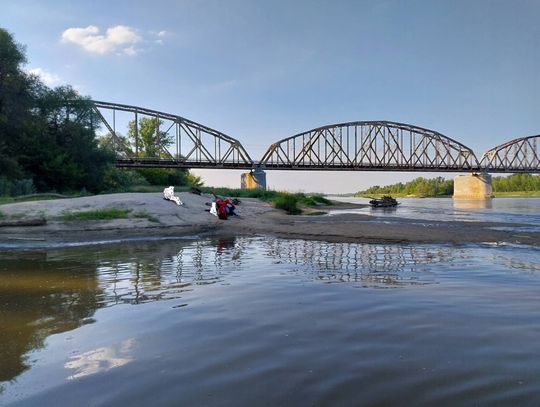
[1, 186, 332, 216]
[202, 187, 332, 214]
[60, 208, 132, 221]
[60, 207, 158, 222]
[493, 191, 540, 197]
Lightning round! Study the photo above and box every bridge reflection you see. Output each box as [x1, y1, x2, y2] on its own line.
[263, 238, 452, 286]
[0, 236, 510, 385]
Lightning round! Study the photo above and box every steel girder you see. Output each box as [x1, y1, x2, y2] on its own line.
[90, 101, 253, 169]
[480, 135, 540, 173]
[260, 121, 480, 171]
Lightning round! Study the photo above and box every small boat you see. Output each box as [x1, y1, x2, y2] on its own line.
[369, 195, 399, 208]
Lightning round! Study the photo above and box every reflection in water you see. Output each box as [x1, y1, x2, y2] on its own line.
[0, 251, 101, 382]
[2, 236, 540, 405]
[453, 199, 493, 209]
[97, 237, 247, 305]
[65, 339, 136, 380]
[0, 237, 452, 384]
[264, 239, 454, 286]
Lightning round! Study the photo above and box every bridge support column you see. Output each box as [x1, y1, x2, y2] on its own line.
[453, 173, 493, 199]
[241, 167, 266, 190]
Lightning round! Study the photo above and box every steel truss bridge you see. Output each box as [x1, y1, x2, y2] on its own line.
[85, 101, 539, 174]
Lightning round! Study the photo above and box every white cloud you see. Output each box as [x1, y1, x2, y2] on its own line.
[61, 25, 142, 56]
[27, 67, 62, 87]
[152, 30, 169, 45]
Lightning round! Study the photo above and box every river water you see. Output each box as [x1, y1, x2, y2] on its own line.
[1, 199, 540, 406]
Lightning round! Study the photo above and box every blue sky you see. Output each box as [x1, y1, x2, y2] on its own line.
[2, 0, 539, 192]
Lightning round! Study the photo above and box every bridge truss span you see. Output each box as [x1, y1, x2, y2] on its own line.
[260, 121, 480, 172]
[90, 101, 253, 169]
[481, 135, 540, 173]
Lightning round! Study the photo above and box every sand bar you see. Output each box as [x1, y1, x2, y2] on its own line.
[0, 192, 538, 247]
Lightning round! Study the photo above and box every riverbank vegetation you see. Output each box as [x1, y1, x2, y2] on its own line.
[60, 207, 158, 222]
[202, 187, 331, 215]
[0, 29, 200, 198]
[356, 177, 453, 197]
[356, 174, 540, 197]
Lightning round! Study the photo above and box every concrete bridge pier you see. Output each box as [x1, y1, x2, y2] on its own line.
[453, 173, 493, 199]
[241, 166, 267, 190]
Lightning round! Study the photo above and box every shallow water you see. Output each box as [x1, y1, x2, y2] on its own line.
[1, 236, 540, 406]
[329, 197, 540, 232]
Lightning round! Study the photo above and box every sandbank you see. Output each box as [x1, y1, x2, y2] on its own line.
[0, 192, 538, 247]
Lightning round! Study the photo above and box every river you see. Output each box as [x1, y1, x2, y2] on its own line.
[1, 198, 539, 405]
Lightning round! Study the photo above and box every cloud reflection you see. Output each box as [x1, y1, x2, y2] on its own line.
[65, 338, 136, 380]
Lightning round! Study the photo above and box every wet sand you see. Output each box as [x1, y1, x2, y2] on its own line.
[0, 192, 538, 247]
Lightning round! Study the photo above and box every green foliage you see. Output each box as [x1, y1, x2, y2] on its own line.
[298, 194, 332, 206]
[0, 210, 5, 220]
[127, 117, 173, 158]
[195, 187, 329, 214]
[356, 176, 454, 197]
[492, 173, 540, 192]
[357, 174, 540, 197]
[133, 211, 159, 223]
[199, 186, 279, 200]
[493, 190, 540, 197]
[134, 168, 189, 186]
[101, 167, 149, 192]
[273, 193, 301, 215]
[0, 177, 36, 196]
[186, 172, 203, 187]
[0, 29, 114, 195]
[61, 207, 132, 221]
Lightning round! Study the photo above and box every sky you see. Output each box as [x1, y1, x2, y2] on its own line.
[2, 0, 539, 193]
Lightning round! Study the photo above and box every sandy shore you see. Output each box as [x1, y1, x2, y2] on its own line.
[0, 192, 538, 247]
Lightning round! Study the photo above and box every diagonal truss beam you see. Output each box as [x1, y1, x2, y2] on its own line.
[481, 135, 540, 173]
[260, 121, 481, 172]
[85, 100, 254, 169]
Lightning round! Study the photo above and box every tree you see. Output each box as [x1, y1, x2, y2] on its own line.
[0, 28, 39, 179]
[124, 116, 203, 187]
[0, 28, 114, 194]
[127, 117, 173, 158]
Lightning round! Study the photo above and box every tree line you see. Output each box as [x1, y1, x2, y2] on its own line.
[0, 28, 200, 197]
[356, 174, 540, 197]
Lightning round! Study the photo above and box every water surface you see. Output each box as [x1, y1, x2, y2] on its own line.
[330, 197, 540, 232]
[1, 236, 540, 406]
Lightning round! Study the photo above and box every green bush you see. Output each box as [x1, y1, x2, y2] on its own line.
[0, 177, 36, 197]
[273, 193, 301, 214]
[299, 194, 332, 206]
[102, 167, 149, 192]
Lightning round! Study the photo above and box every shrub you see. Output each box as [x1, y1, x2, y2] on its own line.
[273, 193, 301, 214]
[0, 177, 36, 196]
[102, 167, 149, 192]
[299, 194, 332, 206]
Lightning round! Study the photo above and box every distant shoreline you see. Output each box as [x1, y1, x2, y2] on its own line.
[353, 192, 540, 198]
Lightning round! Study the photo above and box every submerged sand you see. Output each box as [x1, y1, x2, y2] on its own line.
[0, 192, 538, 247]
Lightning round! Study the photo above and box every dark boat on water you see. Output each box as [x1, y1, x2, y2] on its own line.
[369, 195, 399, 208]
